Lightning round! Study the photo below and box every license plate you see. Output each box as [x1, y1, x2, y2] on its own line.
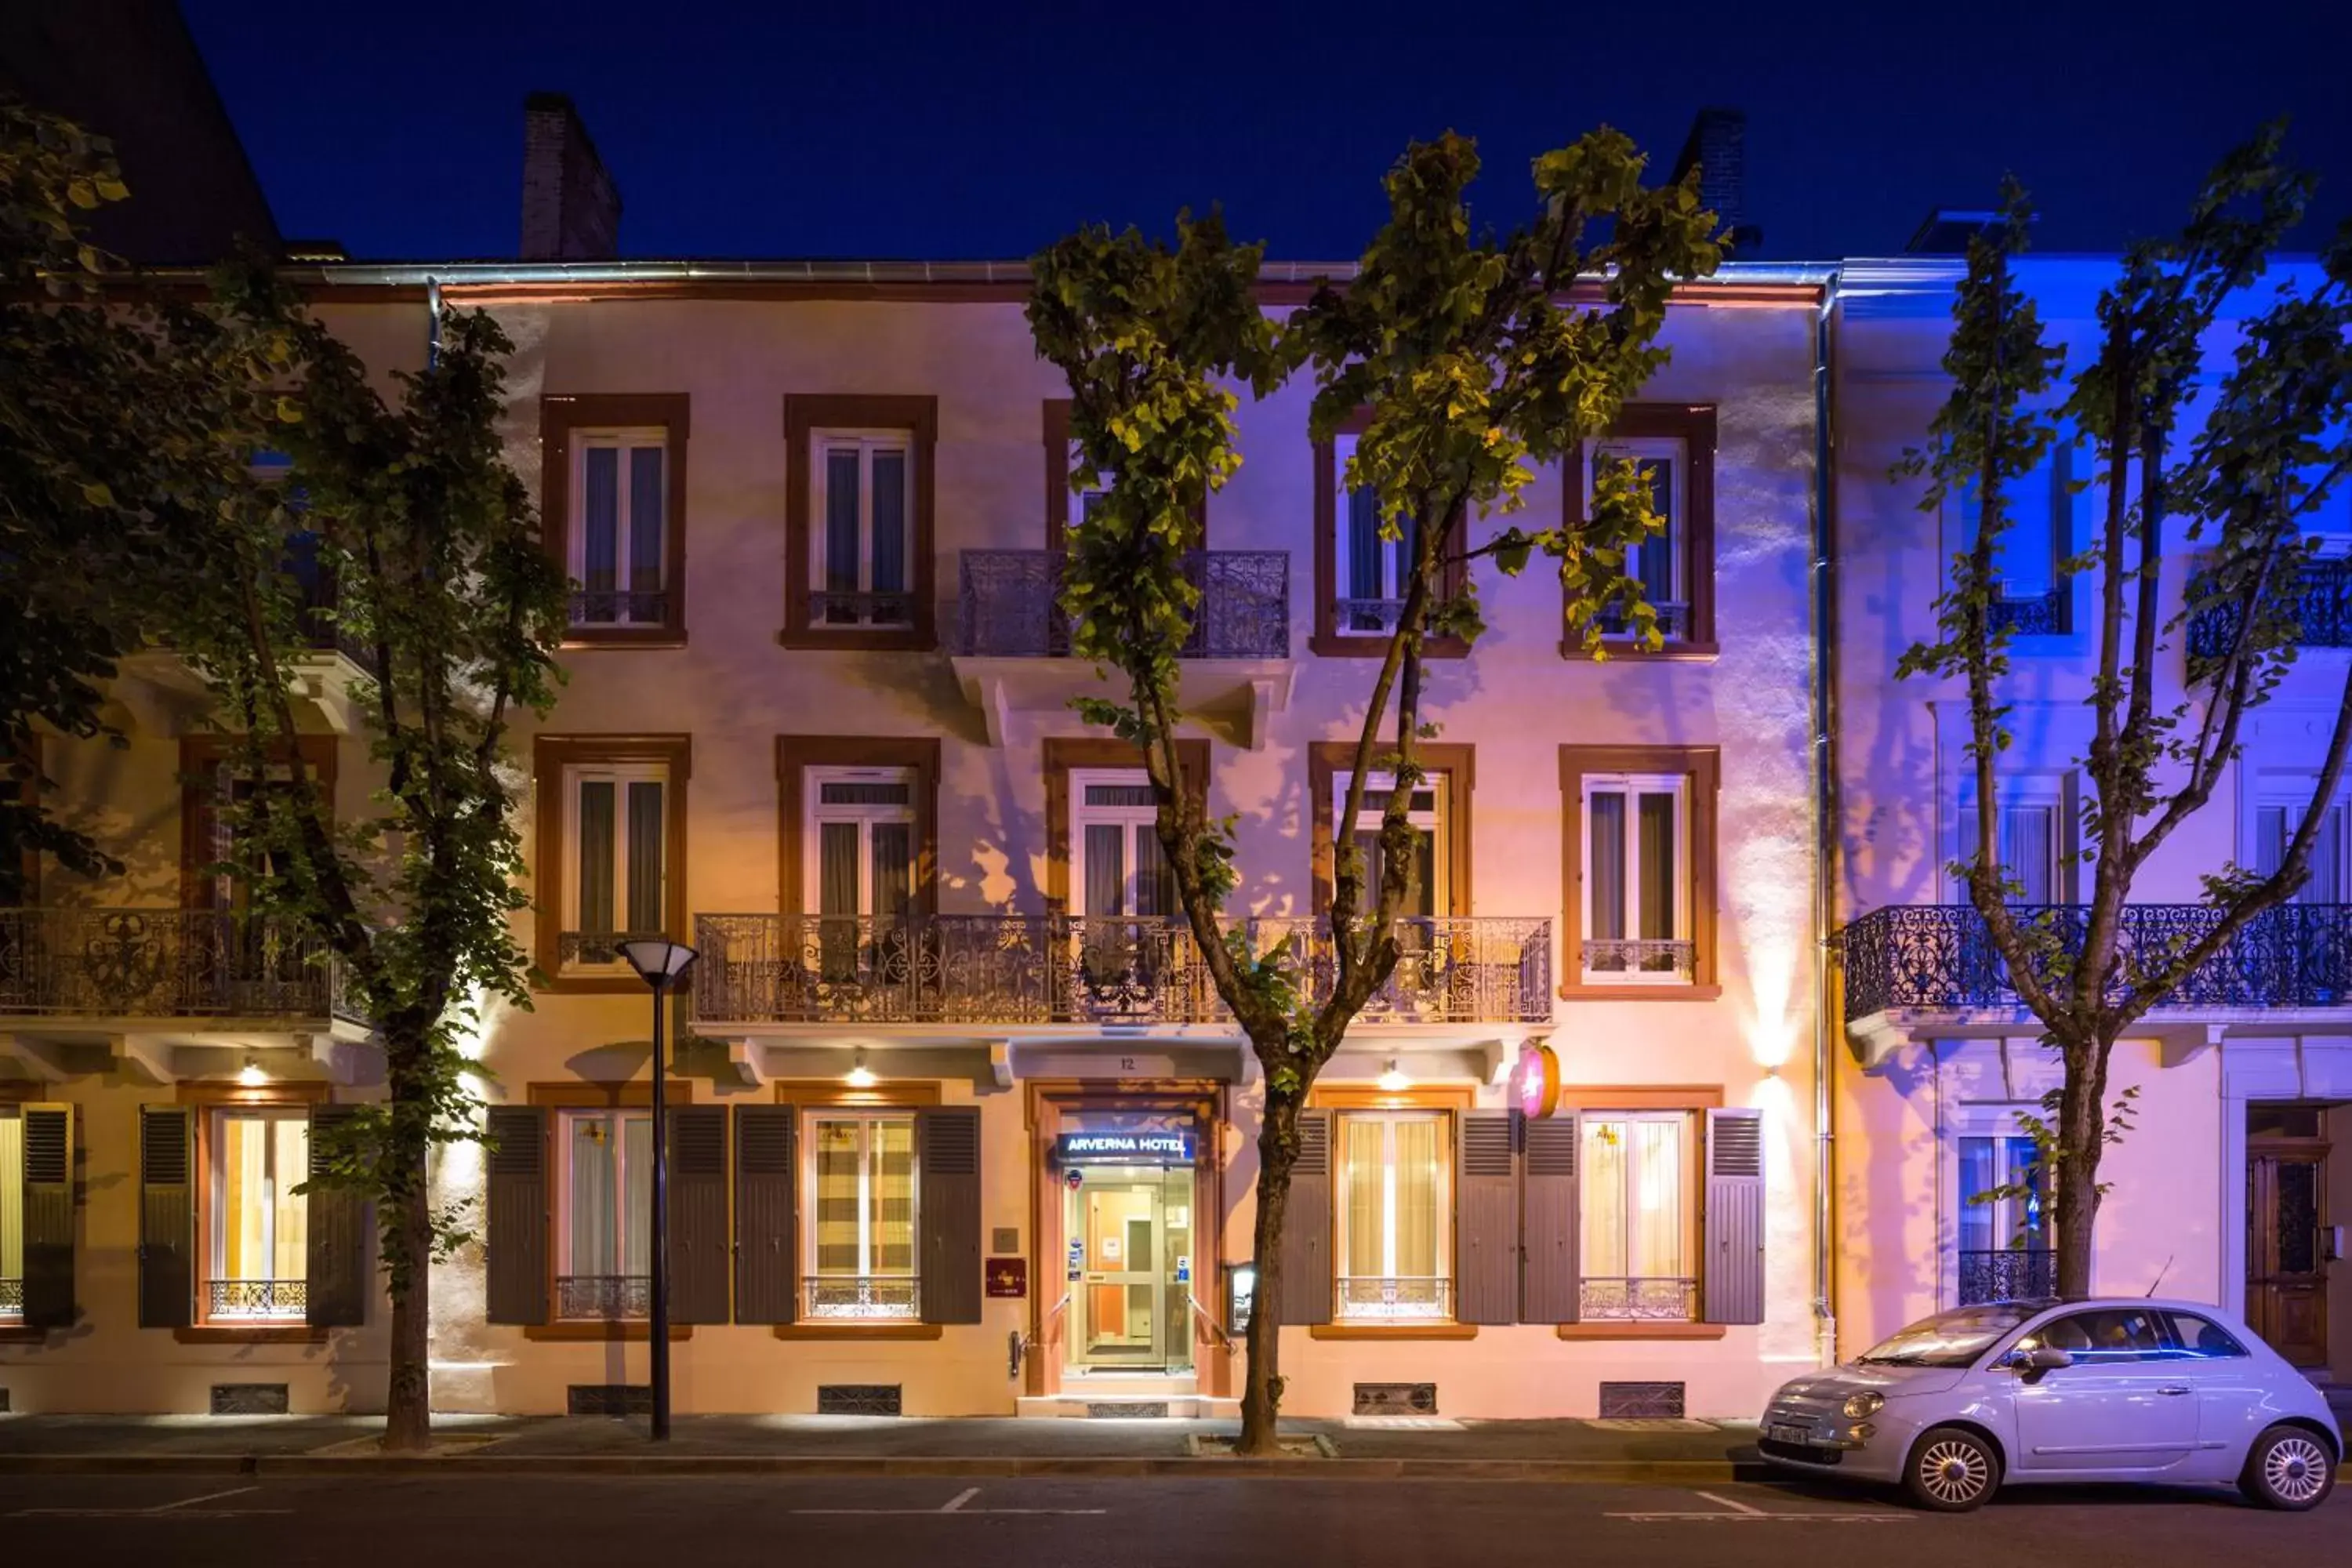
[1768, 1422, 1812, 1446]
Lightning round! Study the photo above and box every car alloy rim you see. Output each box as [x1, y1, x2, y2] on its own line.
[1918, 1439, 1990, 1504]
[2263, 1437, 2330, 1504]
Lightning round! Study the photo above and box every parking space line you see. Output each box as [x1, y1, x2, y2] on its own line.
[13, 1484, 293, 1519]
[793, 1486, 1108, 1518]
[1606, 1486, 1907, 1523]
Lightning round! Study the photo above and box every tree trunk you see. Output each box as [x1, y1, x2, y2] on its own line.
[1236, 1092, 1301, 1457]
[2051, 1039, 2107, 1301]
[379, 1021, 436, 1452]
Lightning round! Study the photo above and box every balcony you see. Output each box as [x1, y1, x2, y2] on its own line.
[691, 913, 1553, 1030]
[949, 550, 1295, 750]
[802, 1275, 920, 1322]
[2187, 556, 2352, 662]
[1336, 1276, 1453, 1323]
[1958, 1249, 2055, 1306]
[0, 908, 360, 1025]
[1580, 938, 1697, 984]
[1838, 903, 2352, 1063]
[205, 1278, 307, 1322]
[556, 1274, 651, 1322]
[1580, 1276, 1700, 1321]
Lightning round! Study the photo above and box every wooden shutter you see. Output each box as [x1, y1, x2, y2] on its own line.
[22, 1105, 75, 1330]
[1455, 1110, 1519, 1325]
[136, 1105, 192, 1329]
[916, 1105, 980, 1324]
[1702, 1107, 1765, 1325]
[666, 1105, 729, 1324]
[305, 1104, 370, 1327]
[1521, 1112, 1581, 1323]
[1276, 1109, 1332, 1325]
[485, 1105, 550, 1326]
[733, 1104, 797, 1324]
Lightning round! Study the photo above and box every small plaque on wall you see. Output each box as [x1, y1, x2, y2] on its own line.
[992, 1227, 1020, 1254]
[986, 1258, 1028, 1298]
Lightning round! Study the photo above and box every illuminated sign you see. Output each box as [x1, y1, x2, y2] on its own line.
[1054, 1131, 1196, 1164]
[1514, 1042, 1561, 1119]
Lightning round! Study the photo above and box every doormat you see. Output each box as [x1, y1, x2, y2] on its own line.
[1085, 1401, 1168, 1418]
[1188, 1433, 1337, 1458]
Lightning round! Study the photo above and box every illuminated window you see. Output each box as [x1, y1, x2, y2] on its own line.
[1581, 773, 1690, 981]
[556, 1109, 652, 1321]
[1336, 1110, 1450, 1322]
[1331, 770, 1449, 919]
[569, 430, 670, 628]
[1579, 1112, 1695, 1321]
[563, 761, 669, 971]
[205, 1108, 308, 1322]
[804, 1112, 917, 1320]
[811, 430, 915, 628]
[1071, 770, 1174, 921]
[1954, 775, 2070, 905]
[0, 1109, 20, 1323]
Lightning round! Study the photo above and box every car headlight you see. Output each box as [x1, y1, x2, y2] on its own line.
[1842, 1392, 1885, 1419]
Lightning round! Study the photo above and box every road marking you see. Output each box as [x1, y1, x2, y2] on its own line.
[793, 1486, 1108, 1518]
[1692, 1490, 1767, 1515]
[1607, 1486, 1907, 1524]
[13, 1485, 292, 1519]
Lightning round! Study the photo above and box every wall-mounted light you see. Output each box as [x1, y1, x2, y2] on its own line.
[845, 1050, 878, 1090]
[237, 1054, 268, 1088]
[1377, 1058, 1409, 1094]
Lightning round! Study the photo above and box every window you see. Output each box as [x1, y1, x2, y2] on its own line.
[556, 1108, 653, 1321]
[804, 1111, 919, 1320]
[1312, 419, 1467, 659]
[1581, 772, 1690, 982]
[1563, 406, 1716, 655]
[811, 430, 915, 630]
[1952, 437, 2077, 637]
[569, 430, 670, 629]
[1332, 769, 1448, 919]
[808, 768, 917, 922]
[563, 760, 669, 971]
[1955, 775, 2070, 904]
[540, 394, 690, 644]
[1585, 437, 1688, 640]
[0, 1108, 20, 1323]
[1579, 1112, 1696, 1320]
[203, 1107, 309, 1321]
[1957, 1134, 2052, 1305]
[1336, 1110, 1450, 1321]
[2254, 783, 2347, 906]
[2158, 1310, 2249, 1359]
[2020, 1307, 2166, 1363]
[1072, 770, 1174, 920]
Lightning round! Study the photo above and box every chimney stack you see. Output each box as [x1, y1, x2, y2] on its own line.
[520, 92, 620, 261]
[1671, 107, 1761, 256]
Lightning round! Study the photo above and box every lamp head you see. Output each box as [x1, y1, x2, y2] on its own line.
[616, 937, 699, 989]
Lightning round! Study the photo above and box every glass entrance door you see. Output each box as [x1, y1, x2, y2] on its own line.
[1065, 1163, 1194, 1374]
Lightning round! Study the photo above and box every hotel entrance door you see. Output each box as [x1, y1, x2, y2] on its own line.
[1065, 1163, 1194, 1374]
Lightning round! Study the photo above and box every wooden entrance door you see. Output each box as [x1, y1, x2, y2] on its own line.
[2248, 1142, 2330, 1367]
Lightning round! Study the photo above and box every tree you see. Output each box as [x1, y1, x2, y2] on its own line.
[172, 269, 567, 1449]
[0, 99, 253, 898]
[1028, 130, 1719, 1452]
[1902, 130, 2352, 1299]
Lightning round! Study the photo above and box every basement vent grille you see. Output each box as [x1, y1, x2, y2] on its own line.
[210, 1384, 289, 1415]
[568, 1384, 652, 1417]
[818, 1384, 902, 1417]
[1352, 1381, 1437, 1416]
[1599, 1381, 1686, 1418]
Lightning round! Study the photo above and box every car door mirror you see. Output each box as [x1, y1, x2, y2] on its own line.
[2027, 1345, 2073, 1371]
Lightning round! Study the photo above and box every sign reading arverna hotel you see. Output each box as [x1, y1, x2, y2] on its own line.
[1052, 1131, 1196, 1164]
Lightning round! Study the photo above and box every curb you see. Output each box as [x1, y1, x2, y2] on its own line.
[0, 1452, 1767, 1483]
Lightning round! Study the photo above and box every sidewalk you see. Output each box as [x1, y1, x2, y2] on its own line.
[0, 1412, 1766, 1480]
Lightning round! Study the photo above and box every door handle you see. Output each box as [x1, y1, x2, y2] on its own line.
[2157, 1385, 2193, 1396]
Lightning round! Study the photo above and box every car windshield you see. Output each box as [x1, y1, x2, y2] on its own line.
[1855, 1305, 2037, 1368]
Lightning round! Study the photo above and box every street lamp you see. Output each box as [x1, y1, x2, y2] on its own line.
[617, 935, 698, 1443]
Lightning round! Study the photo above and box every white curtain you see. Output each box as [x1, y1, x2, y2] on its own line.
[0, 1113, 22, 1284]
[1084, 824, 1126, 917]
[575, 781, 615, 934]
[620, 1115, 652, 1276]
[1631, 1118, 1685, 1278]
[1637, 791, 1677, 941]
[568, 1114, 618, 1276]
[1343, 1117, 1385, 1279]
[1998, 804, 2056, 904]
[1581, 1119, 1628, 1277]
[1636, 459, 1675, 604]
[625, 780, 664, 933]
[1392, 1119, 1439, 1279]
[1588, 793, 1626, 940]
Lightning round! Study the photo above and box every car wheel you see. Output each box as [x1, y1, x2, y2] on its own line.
[1904, 1425, 2001, 1512]
[2239, 1426, 2336, 1512]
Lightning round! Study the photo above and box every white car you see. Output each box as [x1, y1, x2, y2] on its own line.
[1761, 1298, 2341, 1511]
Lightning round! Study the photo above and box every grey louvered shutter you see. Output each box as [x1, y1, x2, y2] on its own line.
[485, 1105, 550, 1326]
[917, 1105, 981, 1324]
[137, 1105, 192, 1329]
[1702, 1107, 1765, 1325]
[1522, 1112, 1581, 1323]
[23, 1105, 75, 1330]
[1276, 1109, 1332, 1325]
[306, 1104, 371, 1327]
[1456, 1110, 1519, 1325]
[666, 1105, 729, 1323]
[733, 1105, 797, 1323]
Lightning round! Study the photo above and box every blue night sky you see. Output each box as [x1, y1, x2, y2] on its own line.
[183, 0, 2351, 264]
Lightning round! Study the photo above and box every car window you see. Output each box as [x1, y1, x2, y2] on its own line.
[2019, 1308, 2165, 1362]
[2160, 1311, 2249, 1359]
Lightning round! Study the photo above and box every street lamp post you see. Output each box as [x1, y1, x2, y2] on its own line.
[616, 936, 699, 1443]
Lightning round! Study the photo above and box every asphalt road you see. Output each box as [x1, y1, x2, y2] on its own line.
[0, 1472, 2342, 1566]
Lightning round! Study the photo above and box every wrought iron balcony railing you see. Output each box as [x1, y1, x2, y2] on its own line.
[205, 1279, 307, 1320]
[1987, 586, 2071, 637]
[1958, 1248, 2056, 1305]
[1336, 1276, 1452, 1323]
[0, 1278, 21, 1319]
[808, 590, 916, 630]
[1581, 938, 1697, 982]
[569, 589, 671, 629]
[557, 1274, 651, 1321]
[692, 913, 1552, 1027]
[1840, 903, 2352, 1023]
[1595, 601, 1693, 641]
[959, 550, 1289, 659]
[0, 908, 353, 1022]
[2187, 556, 2352, 661]
[558, 930, 667, 970]
[803, 1275, 920, 1321]
[1580, 1276, 1699, 1321]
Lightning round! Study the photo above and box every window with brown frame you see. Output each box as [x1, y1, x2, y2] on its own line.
[1041, 738, 1211, 911]
[777, 737, 942, 924]
[1044, 398, 1207, 550]
[1312, 411, 1468, 659]
[1559, 746, 1719, 998]
[1562, 405, 1717, 657]
[532, 735, 691, 993]
[783, 394, 938, 650]
[178, 735, 339, 911]
[541, 394, 691, 646]
[1305, 742, 1475, 915]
